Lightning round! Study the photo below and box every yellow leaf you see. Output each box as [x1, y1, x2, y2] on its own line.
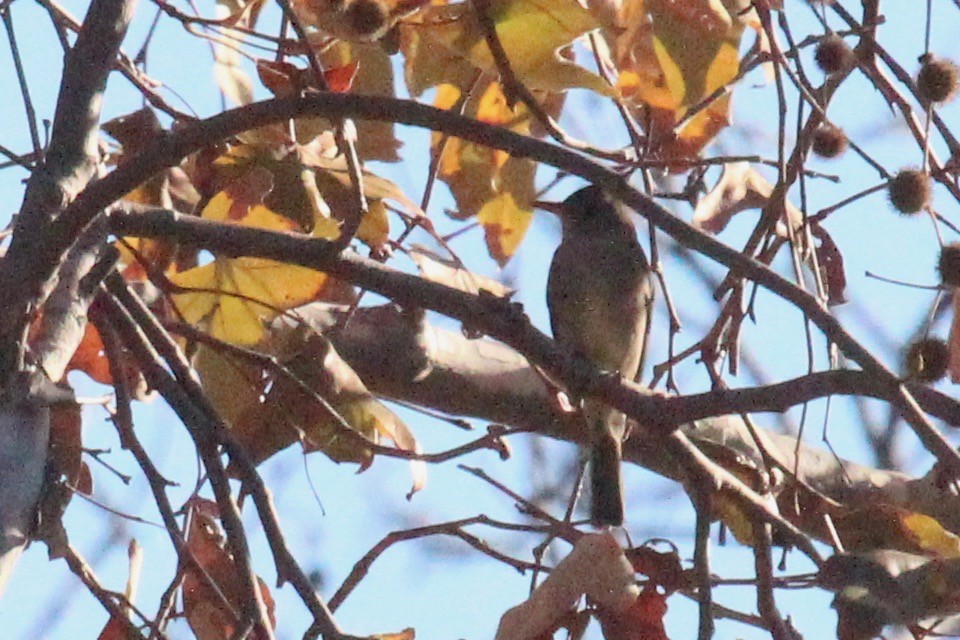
[356, 200, 390, 251]
[483, 0, 613, 95]
[902, 512, 960, 558]
[170, 185, 330, 345]
[477, 190, 533, 267]
[400, 0, 613, 96]
[430, 80, 538, 264]
[612, 0, 745, 164]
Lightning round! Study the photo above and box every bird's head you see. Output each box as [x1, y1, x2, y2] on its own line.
[535, 185, 635, 236]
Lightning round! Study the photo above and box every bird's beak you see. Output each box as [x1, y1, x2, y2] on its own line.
[533, 200, 564, 216]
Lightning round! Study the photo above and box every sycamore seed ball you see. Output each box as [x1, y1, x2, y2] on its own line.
[917, 54, 960, 104]
[811, 124, 848, 159]
[887, 169, 931, 215]
[938, 242, 960, 288]
[906, 338, 949, 382]
[815, 34, 854, 75]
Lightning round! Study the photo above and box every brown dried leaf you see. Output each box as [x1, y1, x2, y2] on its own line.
[183, 499, 276, 640]
[35, 402, 84, 558]
[692, 162, 802, 235]
[409, 246, 515, 298]
[494, 533, 639, 640]
[810, 223, 847, 306]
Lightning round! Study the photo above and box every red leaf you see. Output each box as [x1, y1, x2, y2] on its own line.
[325, 60, 360, 93]
[597, 589, 670, 640]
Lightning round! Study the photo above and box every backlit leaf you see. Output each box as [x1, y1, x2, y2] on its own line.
[611, 0, 747, 164]
[409, 246, 515, 297]
[400, 0, 613, 96]
[170, 176, 336, 345]
[432, 81, 538, 264]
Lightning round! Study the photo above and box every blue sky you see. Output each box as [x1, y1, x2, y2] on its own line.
[1, 1, 960, 639]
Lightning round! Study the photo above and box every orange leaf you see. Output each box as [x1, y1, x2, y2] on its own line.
[67, 323, 113, 384]
[325, 59, 361, 92]
[432, 81, 537, 264]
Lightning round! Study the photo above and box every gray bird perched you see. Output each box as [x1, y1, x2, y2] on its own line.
[542, 185, 653, 527]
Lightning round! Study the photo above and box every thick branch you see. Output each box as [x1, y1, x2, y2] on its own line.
[8, 0, 137, 285]
[285, 304, 960, 534]
[28, 94, 952, 477]
[108, 207, 960, 433]
[0, 0, 136, 596]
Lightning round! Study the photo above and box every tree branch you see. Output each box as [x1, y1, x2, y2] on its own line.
[19, 92, 946, 479]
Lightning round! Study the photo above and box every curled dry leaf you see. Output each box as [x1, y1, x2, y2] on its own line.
[693, 162, 802, 235]
[183, 499, 276, 640]
[196, 329, 426, 497]
[810, 223, 847, 306]
[494, 533, 640, 640]
[409, 246, 515, 298]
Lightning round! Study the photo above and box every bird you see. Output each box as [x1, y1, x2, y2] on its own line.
[543, 185, 653, 527]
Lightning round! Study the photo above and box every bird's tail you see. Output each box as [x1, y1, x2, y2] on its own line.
[589, 417, 624, 527]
